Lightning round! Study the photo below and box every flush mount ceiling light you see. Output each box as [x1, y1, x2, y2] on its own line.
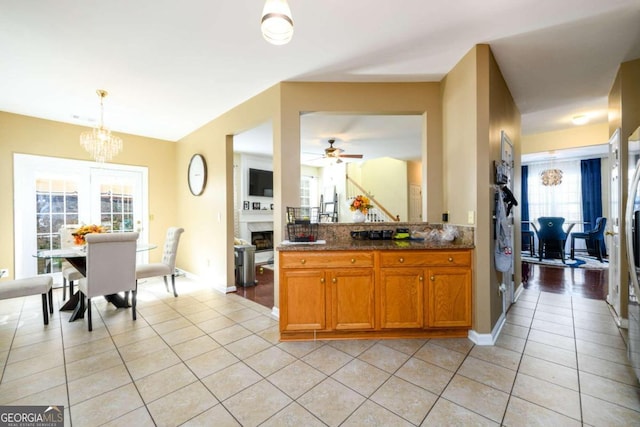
[571, 114, 589, 125]
[261, 0, 294, 45]
[80, 90, 123, 163]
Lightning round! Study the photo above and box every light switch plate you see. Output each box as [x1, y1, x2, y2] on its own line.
[467, 210, 475, 224]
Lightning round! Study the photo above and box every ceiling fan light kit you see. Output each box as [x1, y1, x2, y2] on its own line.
[261, 0, 294, 45]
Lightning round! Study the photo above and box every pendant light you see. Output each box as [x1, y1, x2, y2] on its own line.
[261, 0, 294, 45]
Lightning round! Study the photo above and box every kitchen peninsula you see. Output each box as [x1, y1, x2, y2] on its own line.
[278, 223, 474, 341]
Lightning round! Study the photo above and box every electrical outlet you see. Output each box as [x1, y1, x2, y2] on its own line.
[0, 268, 8, 278]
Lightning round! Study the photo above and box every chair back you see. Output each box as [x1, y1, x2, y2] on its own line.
[161, 227, 185, 270]
[59, 224, 80, 249]
[84, 232, 139, 298]
[537, 217, 567, 240]
[590, 217, 607, 237]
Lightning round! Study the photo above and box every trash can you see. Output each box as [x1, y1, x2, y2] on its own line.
[234, 244, 256, 287]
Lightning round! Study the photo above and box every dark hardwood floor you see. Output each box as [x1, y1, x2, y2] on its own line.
[522, 262, 608, 300]
[235, 264, 274, 309]
[236, 262, 609, 309]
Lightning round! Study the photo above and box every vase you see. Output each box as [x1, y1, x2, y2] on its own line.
[352, 210, 366, 223]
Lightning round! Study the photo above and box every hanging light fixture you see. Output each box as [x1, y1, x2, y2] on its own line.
[80, 89, 123, 163]
[261, 0, 294, 45]
[540, 168, 563, 186]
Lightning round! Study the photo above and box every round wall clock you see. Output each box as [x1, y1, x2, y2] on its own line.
[188, 154, 207, 196]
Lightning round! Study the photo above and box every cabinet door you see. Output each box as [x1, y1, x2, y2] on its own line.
[280, 269, 326, 331]
[379, 268, 424, 329]
[329, 268, 375, 330]
[425, 267, 471, 328]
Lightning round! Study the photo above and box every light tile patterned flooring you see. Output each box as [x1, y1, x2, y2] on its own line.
[1, 277, 640, 426]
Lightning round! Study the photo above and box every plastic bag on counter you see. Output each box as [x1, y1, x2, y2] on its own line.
[441, 225, 459, 242]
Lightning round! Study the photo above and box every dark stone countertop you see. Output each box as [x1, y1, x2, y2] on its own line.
[277, 238, 474, 251]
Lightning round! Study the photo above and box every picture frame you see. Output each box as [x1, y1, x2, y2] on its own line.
[252, 202, 261, 210]
[243, 201, 250, 210]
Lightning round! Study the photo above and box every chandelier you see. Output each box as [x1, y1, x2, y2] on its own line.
[80, 90, 123, 163]
[261, 0, 294, 45]
[540, 168, 563, 186]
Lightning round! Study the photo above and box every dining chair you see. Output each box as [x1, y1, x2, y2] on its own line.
[536, 217, 568, 263]
[521, 230, 535, 257]
[570, 217, 607, 262]
[136, 227, 184, 297]
[78, 232, 139, 331]
[59, 224, 83, 300]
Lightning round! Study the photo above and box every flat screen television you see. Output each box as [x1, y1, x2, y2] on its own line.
[249, 168, 273, 197]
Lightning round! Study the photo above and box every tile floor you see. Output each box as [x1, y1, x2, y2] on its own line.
[1, 277, 639, 426]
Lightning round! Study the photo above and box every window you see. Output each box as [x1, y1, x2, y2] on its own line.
[527, 160, 583, 230]
[14, 154, 148, 279]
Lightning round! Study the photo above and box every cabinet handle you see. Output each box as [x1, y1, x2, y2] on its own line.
[300, 259, 306, 265]
[320, 278, 325, 283]
[430, 276, 435, 281]
[419, 276, 423, 281]
[399, 257, 404, 263]
[351, 258, 356, 264]
[332, 278, 337, 283]
[448, 257, 453, 262]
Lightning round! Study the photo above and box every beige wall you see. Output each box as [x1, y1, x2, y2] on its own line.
[176, 86, 280, 291]
[522, 123, 609, 154]
[442, 44, 520, 334]
[359, 157, 408, 221]
[0, 112, 177, 280]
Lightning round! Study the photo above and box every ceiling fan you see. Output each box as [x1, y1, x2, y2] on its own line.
[323, 139, 363, 163]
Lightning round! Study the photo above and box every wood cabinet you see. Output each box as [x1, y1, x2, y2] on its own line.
[280, 251, 375, 334]
[279, 248, 472, 340]
[426, 267, 472, 328]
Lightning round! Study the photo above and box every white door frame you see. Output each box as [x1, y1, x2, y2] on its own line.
[13, 154, 149, 279]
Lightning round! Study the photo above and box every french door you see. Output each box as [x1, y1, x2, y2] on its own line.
[14, 154, 148, 280]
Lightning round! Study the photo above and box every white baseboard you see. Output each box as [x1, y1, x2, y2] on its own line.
[513, 283, 524, 302]
[271, 306, 279, 319]
[468, 313, 506, 346]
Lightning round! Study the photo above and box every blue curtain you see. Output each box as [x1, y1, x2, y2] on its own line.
[580, 158, 605, 255]
[521, 165, 530, 230]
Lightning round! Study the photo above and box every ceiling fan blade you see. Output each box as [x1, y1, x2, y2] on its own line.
[339, 154, 363, 158]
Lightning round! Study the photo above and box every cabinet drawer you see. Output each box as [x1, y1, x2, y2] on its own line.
[379, 250, 471, 267]
[280, 251, 374, 268]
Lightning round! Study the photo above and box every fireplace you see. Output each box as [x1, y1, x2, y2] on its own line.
[251, 231, 273, 251]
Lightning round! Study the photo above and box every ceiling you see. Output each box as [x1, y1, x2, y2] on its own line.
[2, 1, 640, 162]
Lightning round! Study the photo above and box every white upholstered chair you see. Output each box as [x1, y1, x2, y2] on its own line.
[78, 232, 139, 331]
[59, 224, 83, 300]
[136, 227, 184, 297]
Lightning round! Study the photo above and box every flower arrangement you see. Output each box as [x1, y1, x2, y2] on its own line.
[349, 195, 373, 214]
[72, 224, 105, 245]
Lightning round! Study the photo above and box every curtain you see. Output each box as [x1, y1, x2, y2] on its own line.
[580, 158, 605, 255]
[527, 160, 583, 224]
[521, 165, 529, 230]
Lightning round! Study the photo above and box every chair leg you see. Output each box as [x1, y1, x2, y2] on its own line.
[570, 236, 575, 260]
[171, 274, 177, 297]
[63, 277, 67, 300]
[596, 240, 603, 262]
[48, 288, 53, 313]
[560, 243, 566, 264]
[87, 297, 92, 331]
[70, 280, 74, 297]
[132, 289, 137, 321]
[41, 293, 49, 325]
[163, 276, 170, 293]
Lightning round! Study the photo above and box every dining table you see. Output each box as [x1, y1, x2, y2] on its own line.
[35, 243, 156, 321]
[522, 219, 589, 260]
